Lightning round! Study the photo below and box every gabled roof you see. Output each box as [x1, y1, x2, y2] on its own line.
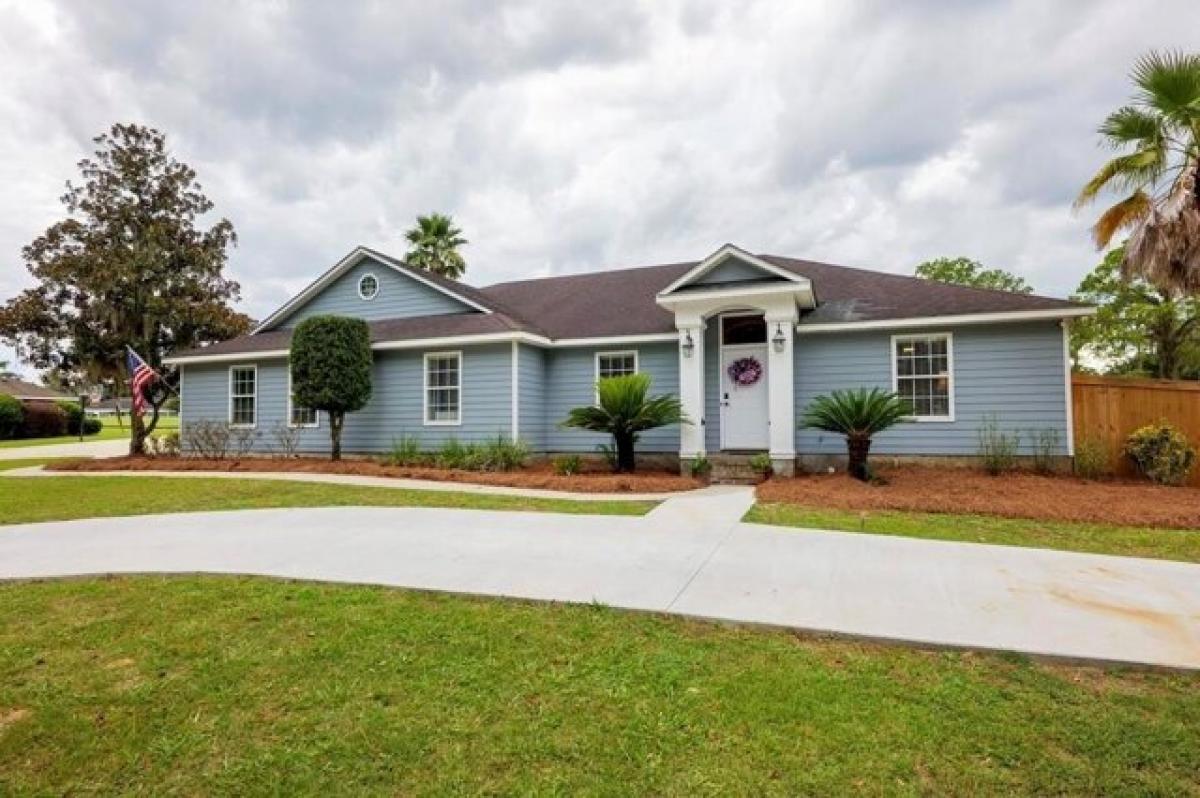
[253, 246, 496, 333]
[0, 377, 70, 401]
[171, 244, 1092, 361]
[657, 243, 810, 296]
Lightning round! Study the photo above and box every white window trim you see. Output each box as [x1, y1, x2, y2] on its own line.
[228, 364, 257, 429]
[594, 350, 639, 400]
[890, 332, 955, 423]
[357, 272, 380, 301]
[423, 350, 463, 426]
[287, 368, 319, 429]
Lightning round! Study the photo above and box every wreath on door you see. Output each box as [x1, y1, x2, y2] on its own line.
[727, 356, 763, 387]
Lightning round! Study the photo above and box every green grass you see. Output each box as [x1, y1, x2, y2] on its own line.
[747, 503, 1200, 563]
[0, 458, 71, 472]
[1, 576, 1198, 795]
[0, 475, 655, 524]
[0, 415, 178, 448]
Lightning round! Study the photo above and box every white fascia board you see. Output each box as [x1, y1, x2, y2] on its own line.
[551, 333, 678, 347]
[251, 247, 492, 334]
[372, 331, 550, 350]
[795, 306, 1095, 333]
[658, 243, 808, 296]
[656, 282, 813, 308]
[165, 349, 290, 365]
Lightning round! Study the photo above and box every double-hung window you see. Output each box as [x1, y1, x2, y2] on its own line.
[288, 369, 318, 428]
[229, 365, 257, 427]
[596, 351, 638, 382]
[892, 334, 954, 421]
[424, 352, 461, 425]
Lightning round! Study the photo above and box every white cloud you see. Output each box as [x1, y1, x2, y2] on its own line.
[1, 0, 1198, 377]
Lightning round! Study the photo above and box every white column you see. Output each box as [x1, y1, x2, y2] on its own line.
[677, 320, 706, 459]
[765, 312, 796, 475]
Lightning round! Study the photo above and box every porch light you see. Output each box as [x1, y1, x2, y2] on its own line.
[772, 323, 787, 353]
[681, 330, 695, 358]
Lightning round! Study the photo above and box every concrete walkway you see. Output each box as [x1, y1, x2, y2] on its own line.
[0, 438, 129, 460]
[1, 490, 1198, 669]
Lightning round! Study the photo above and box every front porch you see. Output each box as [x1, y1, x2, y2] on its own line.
[655, 244, 817, 478]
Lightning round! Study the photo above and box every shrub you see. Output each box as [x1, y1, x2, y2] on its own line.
[688, 455, 711, 478]
[290, 315, 373, 461]
[0, 395, 23, 439]
[561, 373, 687, 473]
[977, 415, 1020, 475]
[1073, 435, 1111, 480]
[749, 452, 773, 476]
[18, 401, 67, 438]
[55, 400, 101, 437]
[800, 387, 909, 481]
[483, 434, 529, 472]
[385, 434, 428, 467]
[1125, 422, 1196, 486]
[1027, 427, 1061, 475]
[553, 454, 583, 476]
[83, 417, 102, 435]
[270, 422, 302, 458]
[186, 419, 232, 459]
[146, 431, 181, 457]
[230, 426, 261, 458]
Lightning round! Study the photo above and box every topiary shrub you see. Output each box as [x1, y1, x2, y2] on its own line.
[290, 315, 373, 461]
[0, 395, 23, 439]
[18, 401, 68, 438]
[1124, 422, 1196, 486]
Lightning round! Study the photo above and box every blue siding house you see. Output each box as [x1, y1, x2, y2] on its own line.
[168, 244, 1092, 474]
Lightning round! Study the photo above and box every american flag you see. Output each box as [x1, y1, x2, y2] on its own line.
[125, 346, 159, 416]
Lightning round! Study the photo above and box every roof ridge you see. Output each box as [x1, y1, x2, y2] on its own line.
[480, 259, 697, 290]
[760, 254, 1077, 305]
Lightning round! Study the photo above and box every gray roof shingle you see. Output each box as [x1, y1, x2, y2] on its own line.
[174, 251, 1086, 358]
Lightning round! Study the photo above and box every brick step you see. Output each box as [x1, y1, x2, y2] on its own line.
[708, 454, 769, 485]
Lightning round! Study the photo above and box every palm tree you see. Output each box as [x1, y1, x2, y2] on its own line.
[1075, 51, 1200, 293]
[801, 388, 910, 481]
[561, 373, 687, 473]
[404, 213, 468, 279]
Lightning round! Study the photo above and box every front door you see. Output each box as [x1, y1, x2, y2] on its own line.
[720, 343, 770, 450]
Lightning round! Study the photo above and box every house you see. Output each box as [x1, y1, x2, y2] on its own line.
[0, 376, 71, 403]
[166, 244, 1093, 474]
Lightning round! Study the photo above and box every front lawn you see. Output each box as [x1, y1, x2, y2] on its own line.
[1, 576, 1197, 794]
[746, 503, 1200, 563]
[0, 458, 70, 472]
[0, 415, 179, 449]
[0, 475, 655, 525]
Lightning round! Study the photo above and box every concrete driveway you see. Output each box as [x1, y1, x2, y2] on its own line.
[1, 487, 1198, 669]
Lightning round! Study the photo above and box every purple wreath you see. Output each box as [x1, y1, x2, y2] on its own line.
[727, 356, 763, 387]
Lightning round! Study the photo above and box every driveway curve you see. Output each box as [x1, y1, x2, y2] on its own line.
[2, 490, 1198, 670]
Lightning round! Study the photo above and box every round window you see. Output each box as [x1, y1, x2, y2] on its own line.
[358, 273, 379, 300]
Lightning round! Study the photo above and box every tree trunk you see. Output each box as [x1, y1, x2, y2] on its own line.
[614, 432, 636, 473]
[129, 410, 145, 456]
[330, 411, 344, 461]
[846, 435, 872, 481]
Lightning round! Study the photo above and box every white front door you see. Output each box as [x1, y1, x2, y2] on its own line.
[720, 344, 770, 450]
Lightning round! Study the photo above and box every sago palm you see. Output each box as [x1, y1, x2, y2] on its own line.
[561, 373, 687, 473]
[1075, 50, 1200, 293]
[404, 213, 468, 279]
[801, 388, 910, 481]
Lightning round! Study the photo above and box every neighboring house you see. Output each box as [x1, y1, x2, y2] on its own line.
[0, 377, 70, 403]
[166, 244, 1093, 474]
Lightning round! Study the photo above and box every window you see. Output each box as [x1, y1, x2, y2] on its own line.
[892, 334, 954, 421]
[596, 351, 638, 382]
[229, 365, 257, 427]
[287, 369, 318, 428]
[424, 352, 461, 425]
[721, 315, 766, 345]
[358, 273, 379, 300]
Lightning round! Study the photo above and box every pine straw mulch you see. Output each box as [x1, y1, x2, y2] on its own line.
[46, 456, 701, 494]
[756, 466, 1200, 529]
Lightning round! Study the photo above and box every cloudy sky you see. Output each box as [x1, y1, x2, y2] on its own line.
[1, 0, 1196, 374]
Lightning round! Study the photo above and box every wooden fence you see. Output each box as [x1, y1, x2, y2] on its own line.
[1072, 374, 1200, 485]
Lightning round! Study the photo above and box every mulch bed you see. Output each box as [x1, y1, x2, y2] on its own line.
[756, 466, 1200, 529]
[47, 456, 701, 494]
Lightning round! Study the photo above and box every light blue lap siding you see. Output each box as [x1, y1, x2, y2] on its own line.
[273, 256, 475, 329]
[795, 321, 1069, 456]
[180, 344, 514, 455]
[541, 343, 681, 453]
[517, 344, 546, 450]
[703, 322, 721, 451]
